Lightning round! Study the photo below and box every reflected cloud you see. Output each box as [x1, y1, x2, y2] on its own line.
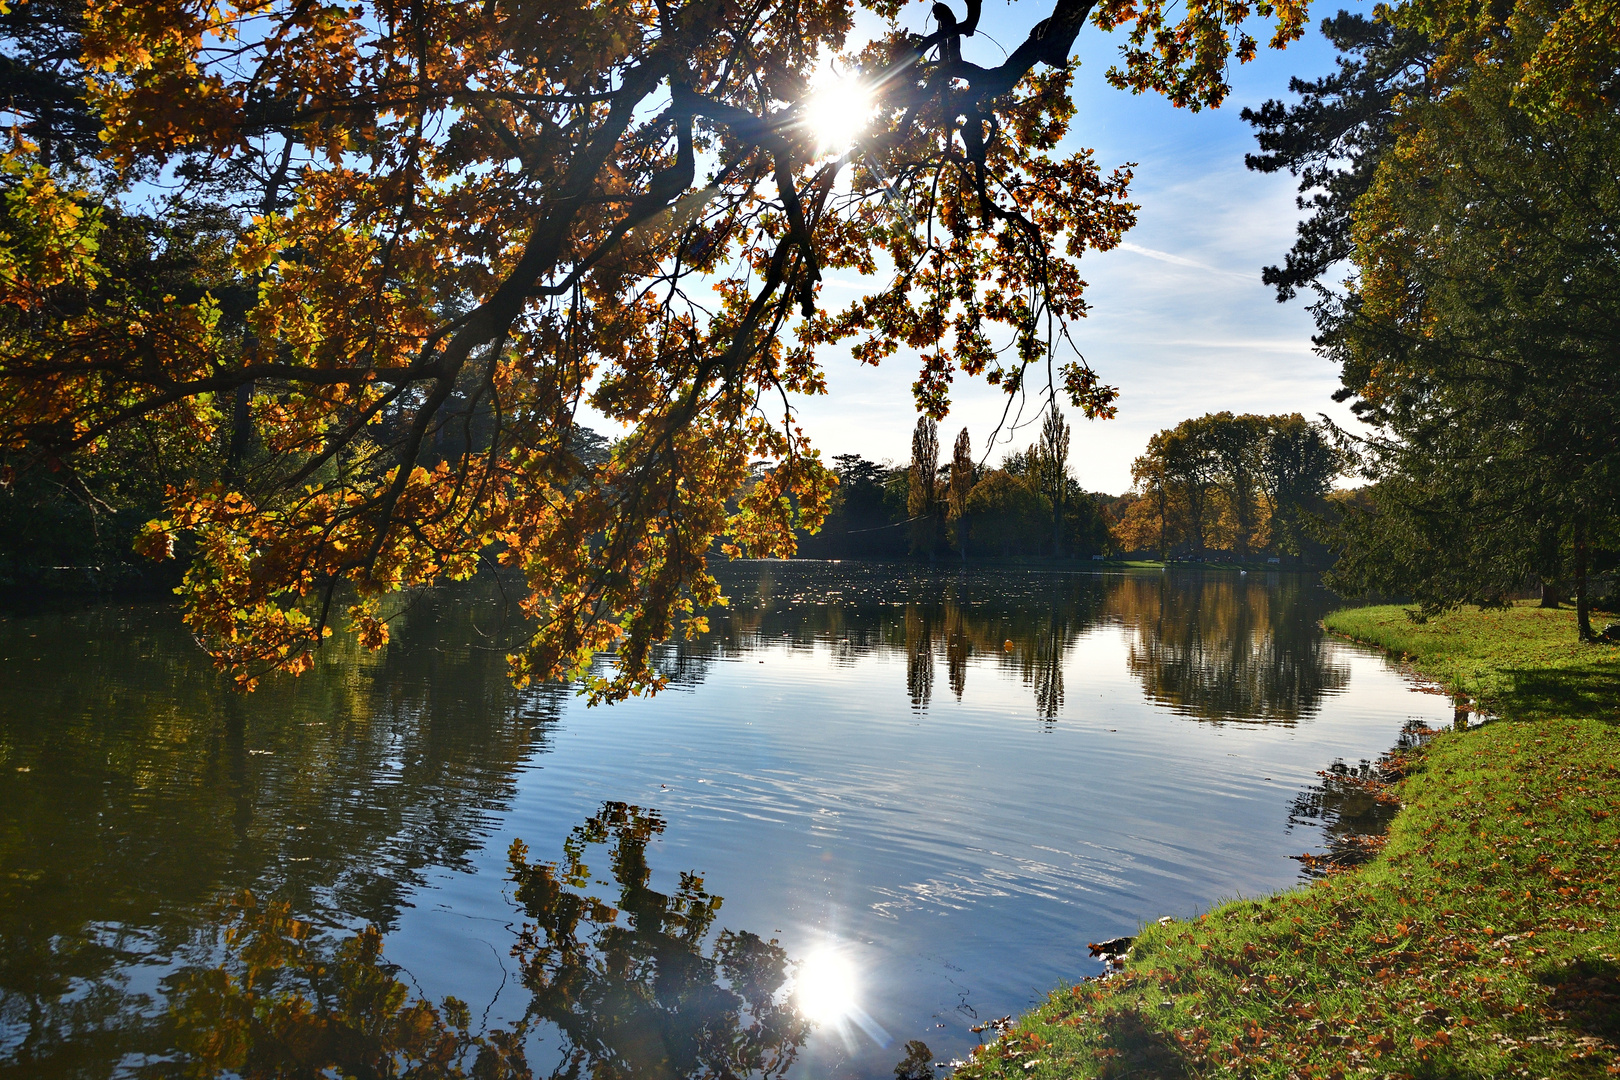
[867, 841, 1133, 921]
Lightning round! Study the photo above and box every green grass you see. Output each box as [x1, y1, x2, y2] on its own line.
[1327, 603, 1620, 723]
[954, 604, 1620, 1080]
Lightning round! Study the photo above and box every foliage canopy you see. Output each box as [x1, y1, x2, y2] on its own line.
[1116, 411, 1342, 563]
[1, 0, 1311, 693]
[1246, 0, 1620, 636]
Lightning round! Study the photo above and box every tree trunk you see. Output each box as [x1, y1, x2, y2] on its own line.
[1539, 579, 1560, 608]
[1156, 481, 1167, 561]
[1189, 488, 1206, 559]
[228, 379, 254, 471]
[1233, 483, 1251, 561]
[1574, 520, 1594, 641]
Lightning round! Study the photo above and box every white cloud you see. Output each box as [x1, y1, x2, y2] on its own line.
[1114, 242, 1257, 284]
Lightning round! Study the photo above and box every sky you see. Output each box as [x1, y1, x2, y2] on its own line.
[788, 0, 1369, 495]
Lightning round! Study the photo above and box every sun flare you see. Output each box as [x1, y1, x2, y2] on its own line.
[795, 948, 858, 1024]
[802, 76, 873, 153]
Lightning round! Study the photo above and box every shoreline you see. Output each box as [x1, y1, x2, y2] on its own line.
[953, 601, 1620, 1080]
[754, 555, 1325, 574]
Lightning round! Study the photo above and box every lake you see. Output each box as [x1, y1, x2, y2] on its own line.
[0, 563, 1451, 1078]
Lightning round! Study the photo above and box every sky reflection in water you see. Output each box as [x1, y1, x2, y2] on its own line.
[0, 564, 1453, 1078]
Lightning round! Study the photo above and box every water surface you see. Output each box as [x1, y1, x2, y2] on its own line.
[0, 564, 1450, 1077]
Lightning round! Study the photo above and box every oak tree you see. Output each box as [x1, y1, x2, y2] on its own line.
[1121, 412, 1340, 561]
[2, 0, 1309, 694]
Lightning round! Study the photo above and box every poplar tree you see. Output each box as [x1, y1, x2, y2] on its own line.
[1034, 405, 1071, 556]
[949, 428, 974, 561]
[908, 416, 940, 559]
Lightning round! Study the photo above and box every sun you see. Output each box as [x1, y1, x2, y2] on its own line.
[802, 75, 873, 153]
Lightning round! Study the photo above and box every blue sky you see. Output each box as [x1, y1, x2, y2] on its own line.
[791, 1, 1368, 494]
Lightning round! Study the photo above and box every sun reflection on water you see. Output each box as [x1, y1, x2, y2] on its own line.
[795, 947, 858, 1024]
[794, 945, 891, 1049]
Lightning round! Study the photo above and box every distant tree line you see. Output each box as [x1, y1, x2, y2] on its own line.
[797, 405, 1111, 561]
[3, 397, 1341, 578]
[1109, 412, 1344, 565]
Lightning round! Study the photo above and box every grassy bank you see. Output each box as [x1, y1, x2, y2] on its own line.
[1326, 604, 1620, 723]
[955, 603, 1620, 1079]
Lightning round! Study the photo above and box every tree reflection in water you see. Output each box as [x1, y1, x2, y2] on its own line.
[0, 565, 1366, 1075]
[1113, 573, 1351, 723]
[902, 595, 1068, 721]
[509, 801, 810, 1080]
[702, 563, 1346, 725]
[158, 802, 809, 1080]
[163, 891, 532, 1079]
[904, 606, 934, 710]
[0, 589, 565, 1075]
[945, 605, 970, 702]
[1286, 719, 1436, 874]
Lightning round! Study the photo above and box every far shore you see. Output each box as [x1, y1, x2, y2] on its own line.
[772, 554, 1326, 573]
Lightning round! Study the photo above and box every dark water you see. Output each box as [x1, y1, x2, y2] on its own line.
[0, 564, 1449, 1078]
